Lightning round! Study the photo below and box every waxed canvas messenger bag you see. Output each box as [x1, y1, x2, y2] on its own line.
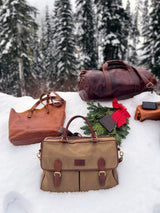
[39, 115, 123, 192]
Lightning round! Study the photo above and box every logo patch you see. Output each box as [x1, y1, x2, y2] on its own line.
[74, 159, 85, 166]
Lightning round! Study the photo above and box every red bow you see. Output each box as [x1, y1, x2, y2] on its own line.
[111, 98, 130, 128]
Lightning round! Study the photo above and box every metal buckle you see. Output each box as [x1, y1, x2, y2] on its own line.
[60, 137, 68, 143]
[37, 150, 41, 160]
[54, 172, 61, 177]
[78, 71, 82, 76]
[119, 151, 124, 162]
[78, 70, 86, 76]
[146, 82, 154, 88]
[98, 171, 106, 176]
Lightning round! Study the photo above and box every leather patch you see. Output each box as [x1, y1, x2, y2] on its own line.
[74, 159, 85, 166]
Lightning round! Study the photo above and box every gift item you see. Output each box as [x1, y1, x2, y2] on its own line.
[9, 91, 66, 145]
[81, 100, 130, 145]
[39, 115, 123, 192]
[99, 114, 115, 132]
[78, 60, 157, 101]
[111, 98, 131, 127]
[142, 101, 158, 110]
[135, 102, 160, 121]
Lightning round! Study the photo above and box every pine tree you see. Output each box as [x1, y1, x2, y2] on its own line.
[0, 0, 38, 96]
[129, 0, 140, 65]
[125, 0, 134, 63]
[53, 0, 77, 91]
[94, 0, 130, 62]
[141, 0, 160, 77]
[29, 28, 46, 97]
[75, 0, 98, 70]
[41, 6, 55, 90]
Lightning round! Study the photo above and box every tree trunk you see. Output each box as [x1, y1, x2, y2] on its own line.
[18, 58, 25, 96]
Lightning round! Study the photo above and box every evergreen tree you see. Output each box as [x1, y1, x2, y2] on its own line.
[129, 0, 140, 65]
[94, 0, 130, 62]
[75, 0, 98, 70]
[0, 0, 38, 96]
[140, 0, 150, 67]
[141, 0, 160, 77]
[29, 28, 46, 97]
[53, 0, 77, 91]
[41, 6, 55, 90]
[125, 0, 134, 63]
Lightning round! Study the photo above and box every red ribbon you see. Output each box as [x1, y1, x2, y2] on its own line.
[111, 98, 130, 128]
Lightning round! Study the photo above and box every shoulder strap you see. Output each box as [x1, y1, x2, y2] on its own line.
[133, 68, 156, 89]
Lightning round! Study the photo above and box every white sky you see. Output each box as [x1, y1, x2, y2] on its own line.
[27, 0, 136, 15]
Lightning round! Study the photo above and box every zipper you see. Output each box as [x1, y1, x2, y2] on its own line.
[44, 137, 116, 143]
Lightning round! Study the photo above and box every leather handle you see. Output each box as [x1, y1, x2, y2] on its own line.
[28, 91, 64, 118]
[102, 60, 156, 87]
[62, 115, 97, 142]
[39, 91, 63, 103]
[102, 60, 133, 72]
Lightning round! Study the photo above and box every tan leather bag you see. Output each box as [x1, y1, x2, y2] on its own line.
[9, 91, 66, 145]
[39, 115, 123, 192]
[134, 102, 160, 121]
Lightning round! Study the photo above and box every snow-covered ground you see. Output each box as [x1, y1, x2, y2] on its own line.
[0, 91, 160, 213]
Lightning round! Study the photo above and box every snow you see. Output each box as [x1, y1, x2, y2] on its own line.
[2, 38, 12, 55]
[0, 91, 160, 212]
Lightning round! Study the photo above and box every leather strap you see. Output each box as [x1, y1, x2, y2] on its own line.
[134, 68, 153, 86]
[102, 60, 155, 89]
[54, 159, 62, 187]
[27, 91, 64, 118]
[62, 115, 97, 143]
[102, 69, 112, 96]
[98, 158, 106, 186]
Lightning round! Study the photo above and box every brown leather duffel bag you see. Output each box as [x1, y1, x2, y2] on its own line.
[78, 60, 157, 101]
[9, 91, 66, 145]
[39, 115, 123, 192]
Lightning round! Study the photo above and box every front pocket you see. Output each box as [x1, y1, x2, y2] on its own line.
[41, 171, 79, 192]
[80, 170, 118, 191]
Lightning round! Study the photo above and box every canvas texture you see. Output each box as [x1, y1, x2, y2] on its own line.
[39, 115, 121, 192]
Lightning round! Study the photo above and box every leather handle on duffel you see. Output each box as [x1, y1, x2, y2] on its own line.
[62, 115, 97, 143]
[102, 60, 133, 72]
[102, 60, 155, 87]
[28, 91, 64, 118]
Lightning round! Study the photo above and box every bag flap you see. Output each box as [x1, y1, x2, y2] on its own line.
[41, 136, 119, 171]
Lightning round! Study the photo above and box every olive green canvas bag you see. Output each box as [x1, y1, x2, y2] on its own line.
[38, 115, 123, 192]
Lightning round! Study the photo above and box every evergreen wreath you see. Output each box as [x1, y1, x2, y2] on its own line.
[81, 101, 130, 146]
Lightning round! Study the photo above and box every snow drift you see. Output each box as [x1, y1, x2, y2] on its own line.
[0, 91, 160, 213]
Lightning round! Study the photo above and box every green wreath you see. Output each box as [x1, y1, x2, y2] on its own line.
[81, 101, 130, 146]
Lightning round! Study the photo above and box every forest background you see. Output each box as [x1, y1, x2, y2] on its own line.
[0, 0, 160, 98]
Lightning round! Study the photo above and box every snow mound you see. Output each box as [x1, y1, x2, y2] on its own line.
[0, 91, 160, 213]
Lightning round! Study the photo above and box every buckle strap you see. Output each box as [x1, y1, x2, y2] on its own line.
[54, 159, 62, 187]
[98, 158, 106, 186]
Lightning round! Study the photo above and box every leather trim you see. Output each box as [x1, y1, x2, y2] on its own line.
[74, 159, 85, 166]
[40, 138, 119, 172]
[54, 159, 62, 187]
[98, 158, 106, 186]
[102, 69, 112, 96]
